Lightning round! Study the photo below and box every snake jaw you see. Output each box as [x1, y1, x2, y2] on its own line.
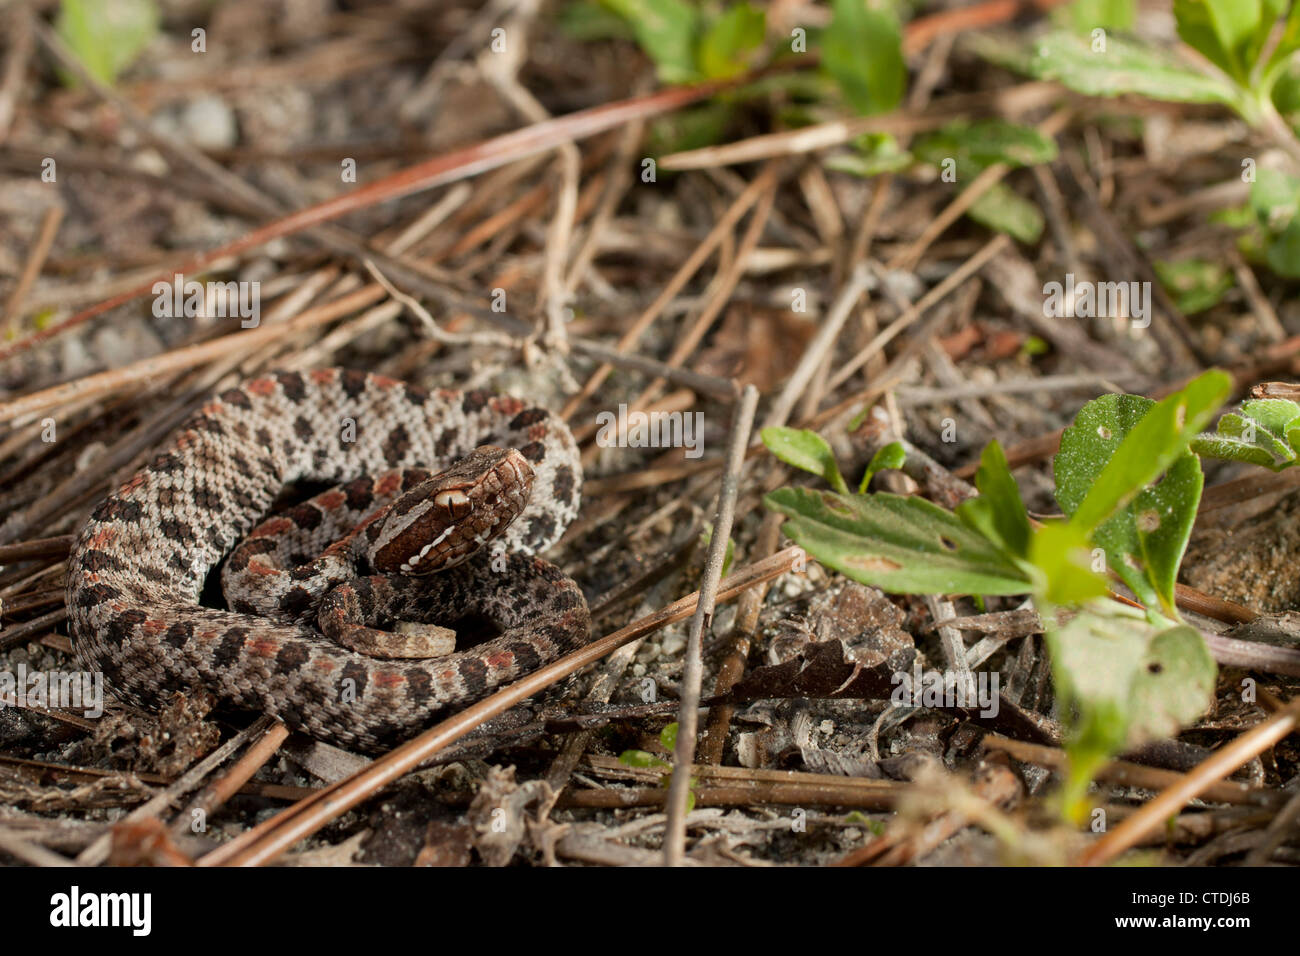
[368, 445, 535, 576]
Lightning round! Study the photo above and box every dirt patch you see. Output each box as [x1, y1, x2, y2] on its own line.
[1184, 490, 1300, 613]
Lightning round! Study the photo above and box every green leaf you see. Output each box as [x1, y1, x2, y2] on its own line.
[1271, 54, 1300, 116]
[1263, 2, 1300, 84]
[558, 1, 638, 41]
[1047, 602, 1217, 818]
[1190, 433, 1289, 469]
[1242, 397, 1300, 434]
[826, 133, 913, 178]
[1028, 520, 1111, 606]
[1057, 0, 1137, 32]
[1022, 30, 1244, 108]
[649, 102, 735, 155]
[1266, 220, 1300, 277]
[761, 426, 849, 493]
[1153, 259, 1234, 314]
[968, 182, 1045, 243]
[1058, 370, 1230, 536]
[1248, 170, 1300, 277]
[764, 487, 1033, 595]
[600, 0, 700, 83]
[956, 440, 1031, 558]
[1021, 335, 1050, 357]
[1192, 398, 1300, 469]
[1173, 0, 1282, 87]
[55, 0, 159, 88]
[859, 441, 906, 493]
[619, 749, 670, 769]
[1128, 624, 1219, 742]
[912, 121, 1055, 243]
[1049, 604, 1216, 750]
[821, 0, 906, 115]
[698, 3, 766, 79]
[1173, 0, 1255, 84]
[659, 722, 679, 751]
[1250, 167, 1300, 229]
[700, 524, 736, 578]
[1220, 411, 1294, 460]
[913, 119, 1059, 170]
[1055, 372, 1231, 615]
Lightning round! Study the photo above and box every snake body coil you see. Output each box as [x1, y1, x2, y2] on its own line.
[66, 368, 588, 752]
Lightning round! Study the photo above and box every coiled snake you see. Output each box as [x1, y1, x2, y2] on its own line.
[66, 368, 590, 752]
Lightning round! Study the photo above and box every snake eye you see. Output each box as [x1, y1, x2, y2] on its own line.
[433, 489, 472, 520]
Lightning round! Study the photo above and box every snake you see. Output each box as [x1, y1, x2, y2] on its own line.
[65, 368, 590, 753]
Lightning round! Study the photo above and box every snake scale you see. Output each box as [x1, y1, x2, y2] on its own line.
[65, 368, 590, 752]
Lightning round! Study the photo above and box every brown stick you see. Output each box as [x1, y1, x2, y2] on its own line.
[1077, 697, 1300, 865]
[0, 77, 743, 366]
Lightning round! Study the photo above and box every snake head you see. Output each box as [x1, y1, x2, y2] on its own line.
[368, 446, 534, 575]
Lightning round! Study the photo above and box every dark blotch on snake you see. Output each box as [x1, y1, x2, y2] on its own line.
[275, 371, 307, 402]
[158, 517, 194, 544]
[93, 497, 144, 524]
[278, 587, 314, 618]
[220, 388, 252, 409]
[287, 503, 323, 530]
[165, 621, 194, 649]
[434, 430, 457, 458]
[104, 609, 148, 645]
[457, 655, 489, 694]
[341, 660, 369, 698]
[213, 628, 249, 667]
[509, 409, 549, 430]
[190, 415, 224, 437]
[518, 441, 546, 463]
[401, 468, 431, 491]
[552, 465, 576, 506]
[461, 390, 490, 414]
[148, 452, 185, 475]
[506, 639, 540, 674]
[383, 424, 412, 465]
[343, 477, 374, 510]
[405, 669, 432, 704]
[77, 549, 118, 573]
[340, 369, 368, 401]
[526, 515, 556, 544]
[275, 641, 311, 673]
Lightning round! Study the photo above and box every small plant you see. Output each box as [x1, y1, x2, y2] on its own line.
[577, 0, 768, 84]
[619, 722, 698, 810]
[55, 0, 159, 88]
[1192, 392, 1300, 469]
[762, 371, 1231, 822]
[576, 2, 1300, 273]
[571, 0, 907, 153]
[992, 0, 1300, 278]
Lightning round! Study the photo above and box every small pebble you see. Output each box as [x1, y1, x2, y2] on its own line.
[180, 95, 238, 150]
[660, 632, 686, 656]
